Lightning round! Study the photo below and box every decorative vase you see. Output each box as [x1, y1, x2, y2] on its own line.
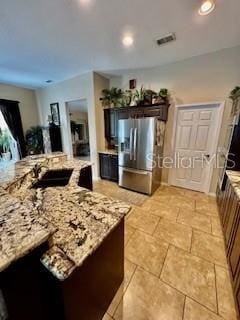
[130, 100, 137, 107]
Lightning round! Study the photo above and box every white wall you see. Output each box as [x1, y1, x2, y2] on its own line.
[110, 45, 240, 192]
[69, 111, 88, 122]
[36, 45, 240, 189]
[93, 72, 109, 151]
[0, 83, 39, 133]
[111, 45, 240, 102]
[36, 71, 109, 178]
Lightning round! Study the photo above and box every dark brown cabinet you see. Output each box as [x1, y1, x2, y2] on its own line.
[99, 153, 118, 182]
[229, 213, 240, 278]
[217, 177, 240, 315]
[78, 166, 93, 191]
[117, 109, 132, 120]
[49, 123, 63, 152]
[104, 109, 118, 140]
[104, 103, 169, 147]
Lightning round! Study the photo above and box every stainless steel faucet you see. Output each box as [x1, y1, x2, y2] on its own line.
[32, 163, 42, 178]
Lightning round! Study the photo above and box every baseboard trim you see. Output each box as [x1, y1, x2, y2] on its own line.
[207, 192, 216, 197]
[161, 182, 170, 186]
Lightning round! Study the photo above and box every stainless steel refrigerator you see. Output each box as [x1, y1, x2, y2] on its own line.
[118, 117, 165, 195]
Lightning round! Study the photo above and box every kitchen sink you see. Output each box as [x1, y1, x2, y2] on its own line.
[41, 169, 73, 180]
[31, 169, 73, 189]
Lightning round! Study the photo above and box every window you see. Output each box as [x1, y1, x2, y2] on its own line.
[0, 111, 19, 163]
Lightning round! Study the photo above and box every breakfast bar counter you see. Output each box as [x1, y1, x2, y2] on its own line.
[0, 153, 131, 320]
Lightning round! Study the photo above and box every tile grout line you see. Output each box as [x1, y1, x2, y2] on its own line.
[210, 216, 213, 235]
[182, 295, 187, 320]
[160, 276, 220, 317]
[186, 296, 222, 318]
[214, 264, 220, 316]
[185, 241, 227, 270]
[189, 227, 194, 253]
[175, 207, 181, 222]
[151, 216, 161, 236]
[112, 262, 138, 319]
[100, 184, 227, 319]
[159, 277, 191, 303]
[148, 238, 226, 271]
[158, 243, 170, 279]
[191, 226, 225, 240]
[124, 225, 137, 247]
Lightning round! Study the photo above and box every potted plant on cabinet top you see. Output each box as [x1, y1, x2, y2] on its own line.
[144, 89, 156, 105]
[153, 88, 169, 104]
[133, 86, 145, 106]
[100, 87, 123, 108]
[230, 86, 240, 100]
[0, 129, 11, 161]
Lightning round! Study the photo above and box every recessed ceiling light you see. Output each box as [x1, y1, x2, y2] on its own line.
[199, 0, 215, 15]
[79, 0, 92, 7]
[122, 35, 134, 47]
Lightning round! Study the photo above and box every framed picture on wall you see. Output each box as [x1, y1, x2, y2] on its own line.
[50, 103, 60, 125]
[129, 79, 136, 89]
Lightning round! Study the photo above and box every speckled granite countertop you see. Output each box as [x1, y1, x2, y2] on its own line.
[0, 153, 130, 280]
[98, 149, 118, 155]
[226, 170, 240, 198]
[0, 152, 66, 189]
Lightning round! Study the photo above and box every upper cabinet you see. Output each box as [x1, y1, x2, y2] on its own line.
[104, 103, 169, 147]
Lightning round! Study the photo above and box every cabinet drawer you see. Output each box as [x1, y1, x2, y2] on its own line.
[129, 108, 144, 118]
[143, 107, 160, 117]
[144, 105, 168, 120]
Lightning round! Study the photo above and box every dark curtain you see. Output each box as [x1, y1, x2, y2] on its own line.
[0, 99, 26, 158]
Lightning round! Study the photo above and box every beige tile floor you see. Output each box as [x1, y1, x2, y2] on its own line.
[94, 181, 238, 320]
[94, 180, 148, 206]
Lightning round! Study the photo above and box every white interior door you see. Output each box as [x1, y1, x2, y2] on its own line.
[171, 104, 221, 192]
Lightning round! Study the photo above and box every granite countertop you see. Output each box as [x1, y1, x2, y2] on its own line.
[0, 152, 66, 189]
[0, 153, 130, 280]
[98, 149, 118, 155]
[226, 170, 240, 198]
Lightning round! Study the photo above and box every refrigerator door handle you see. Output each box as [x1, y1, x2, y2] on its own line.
[129, 128, 133, 160]
[133, 128, 137, 161]
[122, 167, 149, 175]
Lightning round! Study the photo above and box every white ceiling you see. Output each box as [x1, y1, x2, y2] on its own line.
[1, 0, 240, 89]
[67, 99, 88, 112]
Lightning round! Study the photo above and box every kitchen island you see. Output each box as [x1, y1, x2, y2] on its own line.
[0, 153, 130, 320]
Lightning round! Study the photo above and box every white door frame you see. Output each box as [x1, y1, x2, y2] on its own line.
[65, 98, 89, 158]
[169, 101, 225, 194]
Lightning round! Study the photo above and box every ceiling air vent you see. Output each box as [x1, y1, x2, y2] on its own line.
[156, 33, 176, 46]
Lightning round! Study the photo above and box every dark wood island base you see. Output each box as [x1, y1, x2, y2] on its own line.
[1, 220, 124, 320]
